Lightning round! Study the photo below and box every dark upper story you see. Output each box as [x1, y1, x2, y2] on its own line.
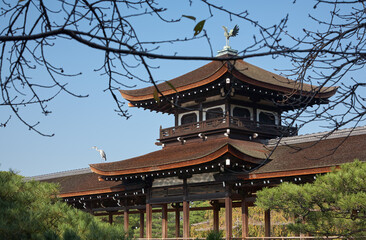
[120, 52, 337, 146]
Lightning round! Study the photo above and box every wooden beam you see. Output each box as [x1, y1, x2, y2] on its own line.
[146, 203, 152, 239]
[183, 201, 190, 239]
[148, 192, 226, 205]
[139, 211, 144, 238]
[241, 201, 249, 239]
[162, 204, 168, 239]
[92, 201, 255, 216]
[264, 209, 271, 237]
[246, 166, 334, 180]
[225, 197, 232, 240]
[124, 209, 129, 235]
[91, 205, 145, 213]
[175, 207, 180, 237]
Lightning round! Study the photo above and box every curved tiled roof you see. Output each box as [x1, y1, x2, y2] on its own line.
[90, 138, 270, 176]
[231, 60, 336, 98]
[40, 171, 122, 198]
[37, 127, 366, 198]
[120, 61, 226, 101]
[120, 60, 337, 102]
[248, 132, 366, 179]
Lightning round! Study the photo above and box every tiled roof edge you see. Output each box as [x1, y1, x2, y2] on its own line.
[267, 126, 366, 147]
[24, 168, 91, 181]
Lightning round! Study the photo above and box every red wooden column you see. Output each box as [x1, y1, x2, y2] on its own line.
[212, 201, 220, 232]
[108, 213, 113, 225]
[162, 204, 168, 238]
[139, 210, 145, 238]
[264, 209, 271, 237]
[175, 206, 180, 237]
[146, 203, 153, 239]
[225, 197, 232, 240]
[124, 209, 129, 235]
[183, 201, 190, 239]
[241, 201, 249, 239]
[213, 207, 219, 232]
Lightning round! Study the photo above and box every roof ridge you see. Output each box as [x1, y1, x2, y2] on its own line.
[267, 125, 366, 147]
[24, 167, 91, 181]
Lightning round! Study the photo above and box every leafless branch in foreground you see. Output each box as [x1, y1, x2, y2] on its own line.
[0, 0, 365, 136]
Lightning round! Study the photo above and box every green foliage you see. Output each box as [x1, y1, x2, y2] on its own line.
[62, 229, 81, 240]
[205, 230, 223, 240]
[153, 89, 159, 102]
[194, 20, 205, 36]
[165, 81, 177, 93]
[182, 15, 196, 21]
[256, 160, 366, 238]
[0, 171, 127, 240]
[42, 230, 61, 240]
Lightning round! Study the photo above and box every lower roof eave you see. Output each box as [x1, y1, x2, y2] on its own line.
[59, 186, 124, 198]
[89, 145, 231, 176]
[244, 165, 340, 180]
[89, 142, 268, 177]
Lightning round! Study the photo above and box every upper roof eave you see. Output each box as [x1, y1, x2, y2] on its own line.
[120, 61, 227, 102]
[120, 60, 337, 103]
[231, 61, 338, 99]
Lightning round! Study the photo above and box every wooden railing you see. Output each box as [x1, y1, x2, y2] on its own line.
[160, 116, 297, 139]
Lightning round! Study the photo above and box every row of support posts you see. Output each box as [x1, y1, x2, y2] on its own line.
[146, 201, 191, 239]
[107, 198, 271, 239]
[143, 201, 190, 238]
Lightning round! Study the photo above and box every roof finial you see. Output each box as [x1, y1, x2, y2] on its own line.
[222, 25, 239, 48]
[217, 25, 239, 56]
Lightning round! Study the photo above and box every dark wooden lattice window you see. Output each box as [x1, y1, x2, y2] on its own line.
[206, 107, 224, 120]
[233, 107, 251, 119]
[181, 112, 197, 125]
[259, 111, 276, 125]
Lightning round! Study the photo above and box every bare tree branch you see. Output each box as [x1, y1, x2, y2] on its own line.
[0, 0, 365, 137]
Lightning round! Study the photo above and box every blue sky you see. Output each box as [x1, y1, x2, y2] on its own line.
[1, 1, 362, 177]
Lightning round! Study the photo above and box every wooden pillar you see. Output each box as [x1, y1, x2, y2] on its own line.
[264, 209, 271, 237]
[213, 206, 219, 231]
[174, 113, 179, 127]
[162, 204, 168, 238]
[199, 102, 203, 122]
[241, 201, 249, 239]
[146, 203, 153, 239]
[253, 107, 257, 122]
[225, 197, 232, 240]
[175, 206, 180, 237]
[224, 87, 231, 118]
[139, 211, 145, 238]
[183, 201, 190, 239]
[124, 209, 129, 235]
[108, 213, 113, 225]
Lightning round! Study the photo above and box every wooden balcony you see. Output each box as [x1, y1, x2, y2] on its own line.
[159, 116, 297, 140]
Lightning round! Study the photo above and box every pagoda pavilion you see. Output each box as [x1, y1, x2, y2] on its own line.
[34, 47, 366, 239]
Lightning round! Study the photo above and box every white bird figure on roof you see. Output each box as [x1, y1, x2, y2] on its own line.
[222, 25, 239, 47]
[92, 146, 107, 161]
